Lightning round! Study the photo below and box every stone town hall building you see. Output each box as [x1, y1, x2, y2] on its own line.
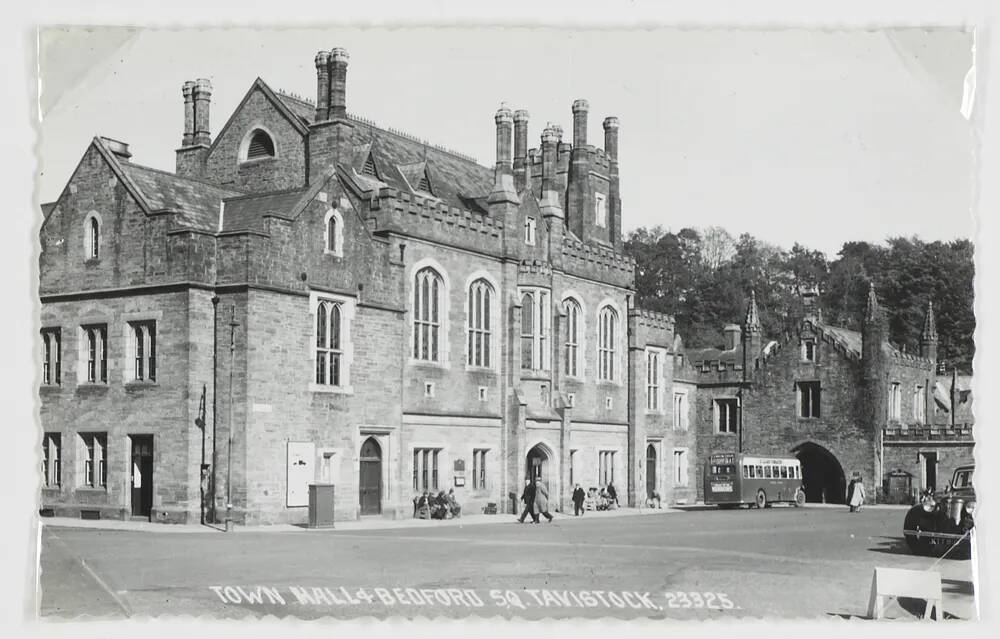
[38, 48, 695, 524]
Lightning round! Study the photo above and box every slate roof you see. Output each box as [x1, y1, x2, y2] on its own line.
[820, 325, 863, 357]
[119, 163, 242, 232]
[275, 93, 492, 212]
[221, 189, 309, 232]
[275, 92, 316, 126]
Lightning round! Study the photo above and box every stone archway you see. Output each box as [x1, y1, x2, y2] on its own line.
[526, 443, 550, 484]
[792, 442, 847, 504]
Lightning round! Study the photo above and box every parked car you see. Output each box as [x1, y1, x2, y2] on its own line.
[903, 465, 975, 557]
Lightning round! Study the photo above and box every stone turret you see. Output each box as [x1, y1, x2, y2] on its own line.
[920, 300, 938, 361]
[742, 290, 763, 370]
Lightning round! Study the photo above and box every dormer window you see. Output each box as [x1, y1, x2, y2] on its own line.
[362, 153, 378, 178]
[417, 171, 432, 194]
[246, 130, 275, 160]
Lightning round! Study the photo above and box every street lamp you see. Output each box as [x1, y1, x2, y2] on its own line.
[226, 304, 239, 533]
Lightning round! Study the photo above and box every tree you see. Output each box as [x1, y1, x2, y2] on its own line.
[624, 227, 975, 371]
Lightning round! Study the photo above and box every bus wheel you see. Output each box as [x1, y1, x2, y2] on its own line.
[794, 489, 806, 507]
[755, 490, 767, 509]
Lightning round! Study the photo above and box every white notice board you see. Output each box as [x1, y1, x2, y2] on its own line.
[287, 441, 316, 507]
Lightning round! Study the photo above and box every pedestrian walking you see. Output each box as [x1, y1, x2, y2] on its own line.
[607, 481, 619, 508]
[518, 478, 539, 523]
[849, 476, 866, 513]
[572, 484, 586, 516]
[534, 478, 554, 522]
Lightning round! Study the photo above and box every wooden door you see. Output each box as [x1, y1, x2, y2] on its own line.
[359, 437, 382, 515]
[130, 435, 154, 518]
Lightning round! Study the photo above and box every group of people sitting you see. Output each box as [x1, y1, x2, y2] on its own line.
[571, 482, 620, 515]
[413, 488, 462, 520]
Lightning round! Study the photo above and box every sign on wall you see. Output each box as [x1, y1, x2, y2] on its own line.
[287, 441, 316, 507]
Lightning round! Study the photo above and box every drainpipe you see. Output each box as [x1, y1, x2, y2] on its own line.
[210, 295, 219, 524]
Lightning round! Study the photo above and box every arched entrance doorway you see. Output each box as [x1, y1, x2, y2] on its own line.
[646, 444, 657, 499]
[792, 442, 846, 504]
[359, 437, 382, 515]
[526, 444, 549, 483]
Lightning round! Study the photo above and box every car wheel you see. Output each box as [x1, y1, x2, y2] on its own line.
[794, 489, 806, 507]
[755, 490, 767, 509]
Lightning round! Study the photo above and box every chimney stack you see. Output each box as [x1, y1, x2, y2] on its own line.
[572, 99, 589, 147]
[488, 105, 518, 204]
[603, 116, 621, 248]
[329, 48, 349, 120]
[192, 79, 213, 146]
[181, 81, 196, 147]
[541, 124, 559, 195]
[603, 116, 619, 160]
[513, 109, 529, 192]
[723, 324, 741, 351]
[314, 51, 331, 121]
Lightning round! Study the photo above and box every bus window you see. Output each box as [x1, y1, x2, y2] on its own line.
[748, 465, 755, 478]
[743, 465, 749, 478]
[780, 466, 788, 479]
[755, 465, 762, 477]
[764, 466, 772, 478]
[772, 466, 779, 478]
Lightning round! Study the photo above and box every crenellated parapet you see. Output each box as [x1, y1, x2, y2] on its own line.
[889, 349, 935, 370]
[368, 186, 504, 252]
[560, 236, 634, 286]
[634, 308, 675, 333]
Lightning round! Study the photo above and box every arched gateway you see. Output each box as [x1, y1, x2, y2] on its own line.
[526, 444, 550, 483]
[792, 442, 846, 504]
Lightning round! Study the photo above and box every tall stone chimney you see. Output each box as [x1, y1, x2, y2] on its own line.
[513, 109, 529, 192]
[488, 105, 518, 204]
[572, 99, 588, 147]
[314, 51, 331, 121]
[603, 116, 622, 249]
[176, 79, 212, 177]
[192, 79, 213, 146]
[181, 81, 196, 147]
[539, 124, 564, 225]
[329, 48, 349, 120]
[567, 99, 593, 241]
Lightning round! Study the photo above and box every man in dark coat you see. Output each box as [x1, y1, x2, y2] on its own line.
[607, 482, 619, 507]
[572, 484, 586, 516]
[518, 478, 539, 523]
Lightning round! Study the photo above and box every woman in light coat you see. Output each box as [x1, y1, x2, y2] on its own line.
[533, 479, 554, 522]
[849, 477, 866, 513]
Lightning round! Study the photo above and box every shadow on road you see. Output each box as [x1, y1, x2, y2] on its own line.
[867, 535, 910, 556]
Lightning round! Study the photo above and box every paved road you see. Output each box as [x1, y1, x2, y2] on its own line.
[38, 506, 976, 621]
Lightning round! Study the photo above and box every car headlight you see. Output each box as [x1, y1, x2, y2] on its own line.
[965, 500, 976, 514]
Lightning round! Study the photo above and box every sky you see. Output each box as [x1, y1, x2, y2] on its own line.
[36, 26, 974, 258]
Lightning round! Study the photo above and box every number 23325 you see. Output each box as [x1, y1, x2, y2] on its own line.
[664, 592, 735, 609]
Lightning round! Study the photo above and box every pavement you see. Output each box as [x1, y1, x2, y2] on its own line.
[37, 505, 977, 622]
[38, 504, 680, 534]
